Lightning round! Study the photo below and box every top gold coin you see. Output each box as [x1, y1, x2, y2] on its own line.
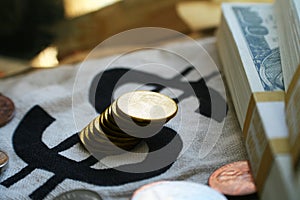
[116, 91, 178, 123]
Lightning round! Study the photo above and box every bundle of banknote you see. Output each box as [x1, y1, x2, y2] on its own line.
[276, 0, 300, 174]
[275, 0, 300, 90]
[217, 3, 298, 200]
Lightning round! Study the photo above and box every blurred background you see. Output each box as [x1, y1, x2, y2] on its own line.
[0, 0, 272, 77]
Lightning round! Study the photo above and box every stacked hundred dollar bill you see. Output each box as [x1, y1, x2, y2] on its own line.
[217, 3, 298, 200]
[275, 0, 300, 175]
[275, 0, 300, 90]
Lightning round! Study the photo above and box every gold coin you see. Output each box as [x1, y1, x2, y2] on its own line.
[83, 136, 116, 154]
[100, 110, 132, 139]
[103, 108, 122, 132]
[81, 116, 119, 148]
[79, 126, 90, 144]
[107, 106, 115, 123]
[85, 120, 110, 146]
[111, 100, 165, 138]
[104, 107, 146, 138]
[94, 115, 121, 139]
[99, 124, 139, 146]
[79, 128, 86, 141]
[79, 121, 126, 155]
[85, 124, 103, 144]
[79, 128, 100, 150]
[112, 100, 156, 127]
[111, 101, 159, 129]
[83, 126, 120, 152]
[106, 104, 137, 135]
[0, 150, 9, 172]
[78, 130, 86, 145]
[116, 91, 178, 123]
[94, 116, 139, 146]
[111, 101, 134, 125]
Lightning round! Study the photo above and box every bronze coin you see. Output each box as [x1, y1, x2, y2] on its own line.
[0, 150, 9, 171]
[208, 160, 257, 196]
[0, 94, 15, 127]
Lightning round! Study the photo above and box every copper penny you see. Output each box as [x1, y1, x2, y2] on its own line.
[208, 160, 257, 196]
[0, 150, 9, 171]
[0, 94, 15, 127]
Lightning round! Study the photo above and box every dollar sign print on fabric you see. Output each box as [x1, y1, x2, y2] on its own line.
[1, 66, 226, 199]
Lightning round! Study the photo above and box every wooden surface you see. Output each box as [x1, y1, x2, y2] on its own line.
[0, 0, 217, 77]
[0, 0, 275, 74]
[177, 1, 221, 31]
[53, 0, 199, 59]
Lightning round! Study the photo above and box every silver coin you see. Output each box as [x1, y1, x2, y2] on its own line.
[131, 181, 227, 200]
[53, 189, 102, 200]
[0, 150, 9, 172]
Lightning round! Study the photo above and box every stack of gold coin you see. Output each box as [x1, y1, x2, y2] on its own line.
[79, 91, 178, 155]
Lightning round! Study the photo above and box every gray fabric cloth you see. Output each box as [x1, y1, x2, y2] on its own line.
[0, 37, 247, 200]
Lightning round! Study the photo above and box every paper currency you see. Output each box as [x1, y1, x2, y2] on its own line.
[217, 3, 297, 200]
[275, 0, 300, 90]
[230, 6, 283, 92]
[218, 3, 283, 127]
[276, 0, 300, 173]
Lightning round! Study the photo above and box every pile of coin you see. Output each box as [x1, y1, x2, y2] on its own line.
[0, 94, 14, 175]
[79, 91, 178, 156]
